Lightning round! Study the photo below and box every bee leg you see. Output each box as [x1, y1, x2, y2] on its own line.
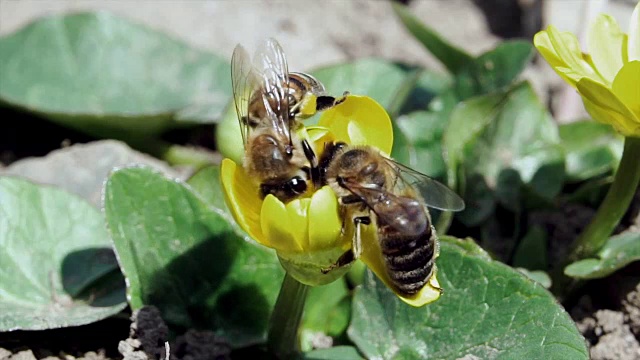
[301, 139, 319, 184]
[321, 250, 355, 274]
[338, 195, 364, 235]
[301, 139, 317, 167]
[340, 194, 362, 205]
[321, 215, 370, 275]
[351, 216, 371, 260]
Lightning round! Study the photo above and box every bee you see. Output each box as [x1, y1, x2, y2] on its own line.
[231, 38, 346, 202]
[318, 142, 465, 296]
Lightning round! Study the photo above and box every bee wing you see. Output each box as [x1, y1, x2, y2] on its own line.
[342, 182, 428, 236]
[252, 38, 291, 142]
[386, 159, 466, 212]
[231, 44, 259, 147]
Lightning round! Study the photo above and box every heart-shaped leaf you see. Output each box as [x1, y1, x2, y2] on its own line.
[348, 236, 589, 359]
[0, 140, 185, 207]
[558, 120, 624, 181]
[0, 176, 126, 331]
[564, 231, 640, 279]
[104, 166, 284, 348]
[0, 12, 231, 138]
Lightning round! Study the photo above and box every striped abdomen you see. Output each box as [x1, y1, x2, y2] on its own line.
[379, 220, 437, 296]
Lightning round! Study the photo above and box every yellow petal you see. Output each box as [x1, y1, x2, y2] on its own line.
[551, 66, 589, 86]
[577, 77, 640, 137]
[533, 30, 565, 67]
[260, 195, 306, 252]
[308, 186, 345, 251]
[534, 31, 578, 86]
[306, 125, 336, 159]
[288, 199, 311, 250]
[318, 95, 393, 154]
[545, 25, 604, 84]
[358, 223, 442, 307]
[629, 2, 640, 61]
[220, 159, 264, 242]
[305, 126, 330, 143]
[588, 14, 626, 84]
[612, 61, 640, 121]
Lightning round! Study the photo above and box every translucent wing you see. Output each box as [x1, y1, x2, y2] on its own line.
[341, 182, 428, 236]
[386, 158, 465, 212]
[231, 44, 258, 147]
[252, 38, 291, 142]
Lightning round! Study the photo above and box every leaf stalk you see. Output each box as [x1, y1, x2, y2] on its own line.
[267, 272, 309, 359]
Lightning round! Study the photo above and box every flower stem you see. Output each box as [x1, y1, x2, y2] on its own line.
[267, 272, 309, 359]
[567, 136, 640, 262]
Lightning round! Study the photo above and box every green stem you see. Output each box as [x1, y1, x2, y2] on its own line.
[566, 136, 640, 263]
[267, 272, 309, 359]
[553, 136, 640, 299]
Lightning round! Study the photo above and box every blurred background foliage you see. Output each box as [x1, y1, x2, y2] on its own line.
[1, 1, 638, 359]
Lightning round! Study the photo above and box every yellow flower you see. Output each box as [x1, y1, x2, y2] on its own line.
[534, 2, 640, 137]
[220, 95, 442, 306]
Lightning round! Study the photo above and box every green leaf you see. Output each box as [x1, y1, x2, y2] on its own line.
[301, 279, 351, 352]
[445, 82, 565, 224]
[392, 3, 473, 73]
[394, 111, 447, 178]
[443, 87, 507, 188]
[516, 268, 552, 289]
[311, 58, 449, 110]
[400, 70, 453, 114]
[348, 236, 589, 359]
[0, 176, 126, 331]
[0, 12, 231, 138]
[186, 165, 229, 213]
[558, 120, 624, 181]
[455, 173, 496, 226]
[465, 82, 564, 199]
[302, 346, 364, 360]
[104, 166, 284, 348]
[512, 226, 548, 271]
[455, 41, 534, 100]
[564, 231, 640, 279]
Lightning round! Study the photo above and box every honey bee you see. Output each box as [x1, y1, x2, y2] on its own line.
[318, 142, 465, 296]
[231, 38, 346, 202]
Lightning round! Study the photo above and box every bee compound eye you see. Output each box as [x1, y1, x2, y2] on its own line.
[290, 177, 307, 194]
